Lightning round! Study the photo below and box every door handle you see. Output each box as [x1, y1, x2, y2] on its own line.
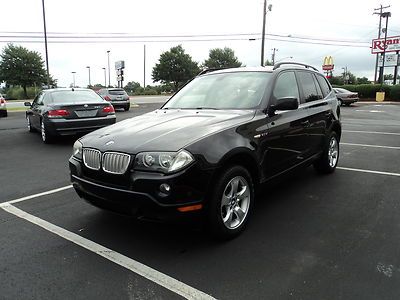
[301, 120, 310, 127]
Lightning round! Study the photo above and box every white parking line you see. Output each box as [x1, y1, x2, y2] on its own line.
[1, 185, 73, 206]
[343, 130, 400, 136]
[337, 167, 400, 177]
[0, 203, 215, 300]
[341, 143, 400, 150]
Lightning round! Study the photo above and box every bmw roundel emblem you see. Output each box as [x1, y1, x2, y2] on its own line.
[105, 140, 115, 146]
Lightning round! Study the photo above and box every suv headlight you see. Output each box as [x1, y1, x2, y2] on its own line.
[72, 140, 83, 160]
[134, 150, 194, 173]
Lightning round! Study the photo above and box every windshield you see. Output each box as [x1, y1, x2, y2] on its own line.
[50, 90, 104, 103]
[163, 72, 271, 109]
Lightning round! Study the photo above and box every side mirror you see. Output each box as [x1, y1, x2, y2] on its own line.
[268, 97, 298, 116]
[24, 101, 32, 107]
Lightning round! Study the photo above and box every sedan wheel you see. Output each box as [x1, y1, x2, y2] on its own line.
[207, 165, 254, 239]
[41, 121, 53, 144]
[27, 116, 35, 132]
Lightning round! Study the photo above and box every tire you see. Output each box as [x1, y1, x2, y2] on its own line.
[41, 120, 54, 144]
[344, 103, 351, 107]
[27, 115, 35, 132]
[124, 104, 130, 111]
[206, 165, 254, 240]
[314, 132, 339, 174]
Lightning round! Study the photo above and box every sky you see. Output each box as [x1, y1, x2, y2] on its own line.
[1, 0, 399, 88]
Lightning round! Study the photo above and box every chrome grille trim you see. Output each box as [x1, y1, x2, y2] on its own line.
[83, 148, 101, 170]
[102, 152, 131, 174]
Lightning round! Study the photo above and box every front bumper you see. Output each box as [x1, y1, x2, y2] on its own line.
[45, 115, 116, 136]
[69, 156, 214, 216]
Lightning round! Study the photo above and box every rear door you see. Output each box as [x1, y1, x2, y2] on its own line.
[260, 71, 310, 177]
[297, 71, 332, 155]
[30, 92, 45, 129]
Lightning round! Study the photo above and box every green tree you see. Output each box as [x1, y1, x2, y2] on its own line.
[124, 81, 141, 93]
[152, 45, 200, 91]
[356, 77, 370, 84]
[203, 47, 242, 69]
[264, 59, 273, 66]
[0, 44, 50, 98]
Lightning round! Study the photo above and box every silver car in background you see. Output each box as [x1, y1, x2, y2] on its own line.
[97, 88, 131, 111]
[333, 88, 359, 106]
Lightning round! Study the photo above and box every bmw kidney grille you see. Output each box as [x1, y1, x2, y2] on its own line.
[83, 148, 130, 174]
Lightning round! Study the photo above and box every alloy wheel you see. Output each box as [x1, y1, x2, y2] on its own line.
[220, 176, 250, 230]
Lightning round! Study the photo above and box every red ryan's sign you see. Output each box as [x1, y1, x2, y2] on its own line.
[371, 36, 400, 54]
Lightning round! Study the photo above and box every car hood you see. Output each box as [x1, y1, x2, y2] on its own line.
[81, 109, 255, 153]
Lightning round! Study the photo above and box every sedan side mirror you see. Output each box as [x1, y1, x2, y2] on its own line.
[24, 101, 32, 107]
[268, 97, 299, 116]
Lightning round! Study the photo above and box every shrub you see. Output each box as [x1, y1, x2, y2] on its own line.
[6, 86, 39, 100]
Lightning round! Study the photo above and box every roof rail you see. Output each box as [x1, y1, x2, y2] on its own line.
[273, 62, 319, 72]
[197, 68, 221, 76]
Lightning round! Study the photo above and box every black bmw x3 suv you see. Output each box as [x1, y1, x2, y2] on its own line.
[69, 62, 341, 239]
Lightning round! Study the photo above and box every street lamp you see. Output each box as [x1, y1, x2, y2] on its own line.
[71, 71, 76, 88]
[86, 66, 91, 87]
[102, 67, 107, 87]
[107, 50, 111, 87]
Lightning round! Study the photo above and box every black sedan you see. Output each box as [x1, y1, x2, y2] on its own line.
[25, 88, 116, 143]
[333, 88, 359, 106]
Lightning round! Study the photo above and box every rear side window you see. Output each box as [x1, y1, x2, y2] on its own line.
[297, 72, 320, 103]
[315, 74, 331, 97]
[273, 71, 299, 101]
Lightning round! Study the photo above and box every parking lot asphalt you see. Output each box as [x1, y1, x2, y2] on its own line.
[1, 102, 400, 299]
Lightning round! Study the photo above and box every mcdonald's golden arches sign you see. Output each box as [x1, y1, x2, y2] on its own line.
[322, 56, 334, 70]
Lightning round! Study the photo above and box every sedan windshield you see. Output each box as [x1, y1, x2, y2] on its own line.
[50, 90, 104, 103]
[163, 72, 271, 109]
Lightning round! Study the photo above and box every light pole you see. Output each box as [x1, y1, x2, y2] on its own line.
[260, 0, 272, 66]
[41, 0, 50, 87]
[102, 68, 107, 88]
[107, 50, 111, 87]
[143, 44, 146, 88]
[342, 67, 348, 84]
[86, 66, 91, 87]
[71, 72, 76, 88]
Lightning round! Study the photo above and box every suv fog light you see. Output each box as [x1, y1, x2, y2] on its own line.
[160, 183, 171, 194]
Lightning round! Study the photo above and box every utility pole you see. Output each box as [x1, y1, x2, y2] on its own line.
[260, 1, 272, 66]
[41, 0, 50, 87]
[102, 67, 106, 87]
[260, 0, 267, 66]
[86, 66, 91, 87]
[271, 48, 278, 65]
[373, 5, 390, 84]
[380, 11, 391, 89]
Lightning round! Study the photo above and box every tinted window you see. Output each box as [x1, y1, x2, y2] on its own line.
[109, 89, 127, 95]
[164, 72, 271, 109]
[273, 71, 299, 101]
[49, 90, 104, 104]
[316, 75, 331, 97]
[313, 75, 324, 99]
[297, 72, 320, 103]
